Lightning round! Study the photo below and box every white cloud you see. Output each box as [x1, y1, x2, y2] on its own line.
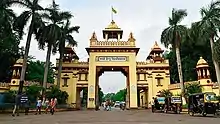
[14, 0, 212, 93]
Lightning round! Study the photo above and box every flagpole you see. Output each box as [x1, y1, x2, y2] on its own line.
[111, 6, 113, 21]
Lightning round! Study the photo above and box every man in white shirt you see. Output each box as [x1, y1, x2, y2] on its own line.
[150, 97, 155, 112]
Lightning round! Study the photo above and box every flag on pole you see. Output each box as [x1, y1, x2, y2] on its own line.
[112, 7, 117, 14]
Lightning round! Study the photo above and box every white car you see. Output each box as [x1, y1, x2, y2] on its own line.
[114, 101, 120, 107]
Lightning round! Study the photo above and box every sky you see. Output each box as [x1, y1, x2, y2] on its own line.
[14, 0, 212, 94]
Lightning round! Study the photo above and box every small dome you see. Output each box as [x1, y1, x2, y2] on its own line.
[105, 20, 120, 29]
[197, 57, 208, 65]
[16, 58, 23, 64]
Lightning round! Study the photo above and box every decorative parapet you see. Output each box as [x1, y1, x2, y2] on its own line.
[0, 82, 10, 89]
[24, 81, 54, 88]
[90, 40, 135, 47]
[0, 81, 54, 91]
[57, 60, 89, 68]
[168, 83, 181, 90]
[136, 59, 169, 65]
[168, 81, 219, 90]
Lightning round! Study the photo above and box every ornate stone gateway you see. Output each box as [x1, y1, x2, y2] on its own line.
[56, 20, 170, 110]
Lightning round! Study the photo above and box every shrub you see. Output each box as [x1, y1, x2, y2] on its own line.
[25, 84, 44, 103]
[4, 90, 17, 103]
[217, 96, 220, 102]
[46, 86, 68, 104]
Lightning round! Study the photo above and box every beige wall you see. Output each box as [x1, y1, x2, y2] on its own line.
[87, 52, 138, 109]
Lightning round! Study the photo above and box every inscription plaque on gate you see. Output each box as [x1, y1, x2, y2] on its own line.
[96, 56, 128, 62]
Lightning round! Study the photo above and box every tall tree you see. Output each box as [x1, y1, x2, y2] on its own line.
[0, 0, 20, 82]
[0, 0, 16, 32]
[13, 0, 45, 83]
[56, 20, 79, 88]
[191, 1, 220, 94]
[36, 0, 72, 89]
[161, 8, 188, 96]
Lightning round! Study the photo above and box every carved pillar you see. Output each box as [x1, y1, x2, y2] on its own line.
[117, 34, 120, 40]
[144, 88, 148, 108]
[147, 75, 153, 108]
[95, 75, 99, 109]
[76, 88, 81, 110]
[126, 75, 130, 109]
[71, 73, 78, 106]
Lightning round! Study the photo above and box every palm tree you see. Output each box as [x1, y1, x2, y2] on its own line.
[161, 89, 173, 98]
[191, 1, 220, 95]
[36, 0, 72, 89]
[13, 0, 45, 83]
[56, 20, 79, 88]
[0, 0, 16, 34]
[160, 8, 188, 96]
[185, 82, 202, 96]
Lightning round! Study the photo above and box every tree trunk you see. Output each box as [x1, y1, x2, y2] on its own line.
[209, 38, 220, 95]
[175, 47, 185, 95]
[20, 22, 34, 82]
[43, 44, 52, 90]
[56, 43, 65, 88]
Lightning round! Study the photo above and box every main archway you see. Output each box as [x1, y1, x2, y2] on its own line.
[56, 20, 170, 110]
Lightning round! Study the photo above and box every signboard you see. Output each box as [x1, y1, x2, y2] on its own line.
[96, 56, 128, 62]
[89, 85, 94, 93]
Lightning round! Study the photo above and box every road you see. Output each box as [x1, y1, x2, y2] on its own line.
[0, 108, 219, 124]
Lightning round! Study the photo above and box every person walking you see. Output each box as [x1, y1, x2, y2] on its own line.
[151, 97, 155, 112]
[44, 98, 50, 114]
[50, 98, 55, 115]
[12, 94, 21, 117]
[35, 97, 42, 115]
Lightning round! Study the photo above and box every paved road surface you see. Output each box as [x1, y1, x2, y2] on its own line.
[0, 108, 219, 124]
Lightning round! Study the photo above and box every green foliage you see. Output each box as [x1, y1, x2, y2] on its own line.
[161, 8, 188, 48]
[25, 85, 44, 103]
[26, 60, 55, 83]
[103, 93, 115, 101]
[0, 0, 20, 82]
[160, 89, 173, 98]
[46, 86, 69, 104]
[112, 89, 127, 101]
[103, 89, 127, 102]
[164, 38, 217, 83]
[185, 82, 202, 96]
[217, 96, 220, 102]
[98, 88, 104, 105]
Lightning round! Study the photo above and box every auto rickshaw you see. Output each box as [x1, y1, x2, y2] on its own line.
[188, 92, 220, 117]
[164, 96, 182, 114]
[153, 97, 165, 112]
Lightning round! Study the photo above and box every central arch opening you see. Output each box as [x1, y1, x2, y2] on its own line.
[95, 66, 130, 110]
[99, 72, 126, 109]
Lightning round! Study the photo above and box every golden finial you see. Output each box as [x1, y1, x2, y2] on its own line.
[128, 32, 136, 41]
[151, 41, 160, 50]
[129, 32, 133, 39]
[90, 31, 97, 39]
